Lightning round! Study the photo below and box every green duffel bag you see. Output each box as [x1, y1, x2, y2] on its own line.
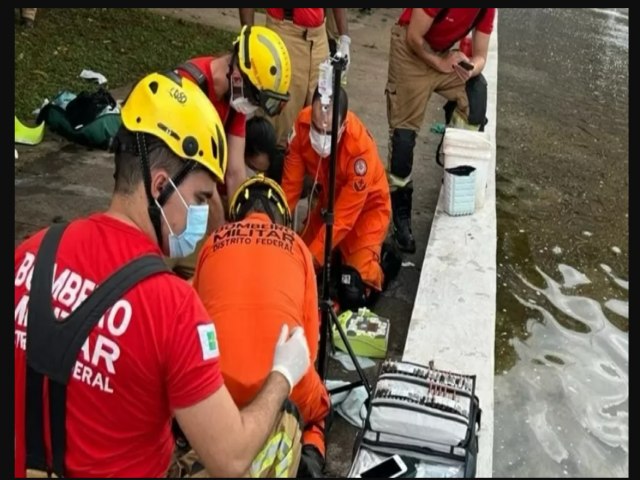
[36, 88, 122, 150]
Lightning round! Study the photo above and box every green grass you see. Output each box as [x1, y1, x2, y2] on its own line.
[14, 8, 236, 120]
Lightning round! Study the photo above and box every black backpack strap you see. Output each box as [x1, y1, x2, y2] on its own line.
[468, 8, 488, 37]
[434, 8, 488, 52]
[25, 222, 170, 476]
[433, 8, 449, 24]
[283, 8, 294, 21]
[176, 61, 209, 96]
[176, 60, 237, 132]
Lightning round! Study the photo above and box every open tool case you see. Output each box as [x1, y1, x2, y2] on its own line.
[348, 360, 482, 478]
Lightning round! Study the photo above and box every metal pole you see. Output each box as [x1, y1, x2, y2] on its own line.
[317, 55, 347, 381]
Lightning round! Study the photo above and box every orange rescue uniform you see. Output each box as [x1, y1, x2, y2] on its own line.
[282, 108, 391, 291]
[192, 212, 330, 455]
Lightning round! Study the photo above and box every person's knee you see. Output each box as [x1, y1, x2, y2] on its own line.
[389, 128, 417, 179]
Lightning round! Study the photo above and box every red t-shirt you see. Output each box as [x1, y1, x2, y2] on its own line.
[177, 56, 246, 138]
[14, 214, 224, 478]
[266, 8, 325, 28]
[398, 8, 496, 52]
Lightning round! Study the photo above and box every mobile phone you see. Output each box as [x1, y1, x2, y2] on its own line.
[358, 454, 408, 478]
[458, 60, 474, 71]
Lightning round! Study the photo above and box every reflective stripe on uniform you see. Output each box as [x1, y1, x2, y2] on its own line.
[249, 430, 295, 478]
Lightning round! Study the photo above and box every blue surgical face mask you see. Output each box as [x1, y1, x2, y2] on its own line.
[156, 179, 209, 258]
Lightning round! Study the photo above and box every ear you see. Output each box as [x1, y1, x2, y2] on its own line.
[150, 169, 170, 200]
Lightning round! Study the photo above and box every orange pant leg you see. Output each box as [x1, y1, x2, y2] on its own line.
[339, 206, 390, 291]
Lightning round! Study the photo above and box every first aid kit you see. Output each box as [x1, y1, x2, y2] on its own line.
[348, 360, 482, 478]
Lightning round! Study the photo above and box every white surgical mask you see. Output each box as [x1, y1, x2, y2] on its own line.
[310, 128, 332, 158]
[156, 179, 209, 258]
[231, 96, 259, 116]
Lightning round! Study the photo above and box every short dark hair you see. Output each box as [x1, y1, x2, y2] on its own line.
[112, 127, 192, 195]
[245, 116, 277, 160]
[312, 85, 349, 126]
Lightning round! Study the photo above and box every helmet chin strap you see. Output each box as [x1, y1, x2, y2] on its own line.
[225, 50, 240, 102]
[135, 133, 164, 249]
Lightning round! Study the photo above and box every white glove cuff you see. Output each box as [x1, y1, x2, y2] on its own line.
[339, 34, 351, 46]
[271, 366, 294, 394]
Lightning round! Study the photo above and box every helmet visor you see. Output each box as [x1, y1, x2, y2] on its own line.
[243, 78, 289, 116]
[259, 90, 289, 116]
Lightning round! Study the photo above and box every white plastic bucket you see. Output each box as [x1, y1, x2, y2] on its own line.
[443, 165, 476, 216]
[442, 128, 492, 208]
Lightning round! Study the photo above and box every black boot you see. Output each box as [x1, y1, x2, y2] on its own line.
[391, 187, 416, 254]
[297, 445, 325, 478]
[381, 241, 403, 290]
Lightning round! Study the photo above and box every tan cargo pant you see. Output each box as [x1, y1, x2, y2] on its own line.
[167, 410, 303, 478]
[26, 470, 58, 478]
[21, 8, 38, 21]
[386, 24, 470, 132]
[265, 15, 330, 149]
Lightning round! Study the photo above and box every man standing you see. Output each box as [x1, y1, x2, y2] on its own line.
[239, 8, 350, 182]
[282, 87, 393, 311]
[386, 8, 496, 253]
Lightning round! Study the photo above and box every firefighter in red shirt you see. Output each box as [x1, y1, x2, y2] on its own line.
[386, 8, 497, 253]
[282, 86, 395, 311]
[167, 25, 291, 280]
[14, 72, 310, 478]
[239, 8, 350, 183]
[193, 174, 331, 477]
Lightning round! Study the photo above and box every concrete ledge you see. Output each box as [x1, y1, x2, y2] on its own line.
[402, 18, 499, 478]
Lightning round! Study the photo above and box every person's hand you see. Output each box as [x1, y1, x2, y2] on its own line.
[337, 35, 351, 69]
[271, 325, 310, 392]
[438, 50, 470, 74]
[452, 60, 475, 82]
[297, 445, 325, 478]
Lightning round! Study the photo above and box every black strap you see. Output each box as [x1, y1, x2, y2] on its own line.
[283, 8, 294, 21]
[176, 61, 209, 96]
[25, 222, 170, 476]
[25, 366, 46, 472]
[49, 381, 66, 476]
[176, 61, 236, 132]
[433, 8, 488, 52]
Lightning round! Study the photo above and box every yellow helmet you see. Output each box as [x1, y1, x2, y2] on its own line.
[235, 25, 291, 116]
[120, 71, 227, 182]
[229, 173, 292, 228]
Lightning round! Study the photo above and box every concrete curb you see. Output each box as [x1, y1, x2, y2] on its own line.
[402, 15, 499, 478]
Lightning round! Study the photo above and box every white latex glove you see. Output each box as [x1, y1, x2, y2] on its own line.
[337, 34, 351, 69]
[271, 324, 310, 393]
